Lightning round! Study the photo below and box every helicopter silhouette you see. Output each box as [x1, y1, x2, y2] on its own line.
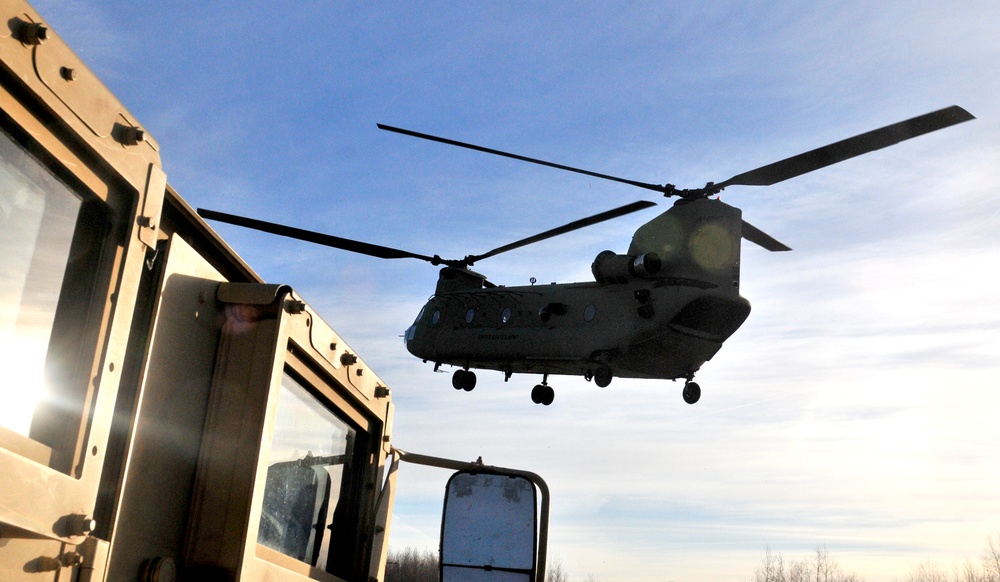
[199, 105, 973, 405]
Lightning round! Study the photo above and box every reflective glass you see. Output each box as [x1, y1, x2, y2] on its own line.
[441, 472, 536, 581]
[0, 130, 82, 437]
[258, 371, 358, 570]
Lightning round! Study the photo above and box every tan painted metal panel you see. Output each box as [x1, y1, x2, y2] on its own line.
[103, 234, 228, 581]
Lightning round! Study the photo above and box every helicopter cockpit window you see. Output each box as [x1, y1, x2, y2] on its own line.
[257, 370, 366, 574]
[0, 127, 110, 464]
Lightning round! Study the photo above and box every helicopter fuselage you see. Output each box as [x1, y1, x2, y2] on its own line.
[404, 276, 750, 381]
[405, 199, 752, 385]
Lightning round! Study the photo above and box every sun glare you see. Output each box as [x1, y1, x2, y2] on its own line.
[0, 331, 48, 436]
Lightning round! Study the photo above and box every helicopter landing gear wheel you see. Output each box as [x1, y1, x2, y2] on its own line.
[452, 369, 476, 391]
[530, 383, 554, 406]
[594, 367, 613, 388]
[682, 381, 701, 405]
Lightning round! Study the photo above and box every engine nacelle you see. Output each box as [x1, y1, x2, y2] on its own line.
[591, 250, 662, 285]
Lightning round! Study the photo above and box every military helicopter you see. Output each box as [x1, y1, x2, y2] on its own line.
[198, 105, 972, 405]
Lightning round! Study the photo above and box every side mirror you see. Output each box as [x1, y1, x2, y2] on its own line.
[440, 471, 538, 581]
[373, 450, 549, 582]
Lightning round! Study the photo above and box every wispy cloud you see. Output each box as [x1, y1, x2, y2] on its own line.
[50, 1, 1000, 580]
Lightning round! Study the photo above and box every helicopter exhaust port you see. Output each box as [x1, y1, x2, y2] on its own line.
[591, 251, 662, 285]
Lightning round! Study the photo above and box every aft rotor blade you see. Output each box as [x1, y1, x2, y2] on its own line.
[715, 105, 975, 189]
[197, 208, 441, 263]
[467, 200, 656, 264]
[378, 123, 668, 194]
[741, 220, 791, 252]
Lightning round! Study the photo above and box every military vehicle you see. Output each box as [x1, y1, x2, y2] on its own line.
[0, 1, 547, 580]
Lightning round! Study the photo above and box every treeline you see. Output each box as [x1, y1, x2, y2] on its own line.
[754, 535, 1000, 582]
[386, 535, 1000, 581]
[753, 546, 862, 582]
[384, 547, 436, 582]
[383, 548, 598, 582]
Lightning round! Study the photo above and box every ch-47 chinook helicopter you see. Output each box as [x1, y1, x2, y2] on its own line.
[199, 105, 973, 406]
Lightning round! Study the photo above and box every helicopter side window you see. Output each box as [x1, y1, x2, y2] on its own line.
[501, 307, 512, 324]
[432, 310, 441, 325]
[466, 308, 475, 324]
[584, 304, 597, 322]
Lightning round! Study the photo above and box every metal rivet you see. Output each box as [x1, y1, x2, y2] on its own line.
[60, 66, 77, 81]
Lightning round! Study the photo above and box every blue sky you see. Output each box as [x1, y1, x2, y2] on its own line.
[38, 2, 1000, 580]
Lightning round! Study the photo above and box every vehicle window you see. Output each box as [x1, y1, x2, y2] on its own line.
[0, 127, 109, 455]
[257, 370, 365, 574]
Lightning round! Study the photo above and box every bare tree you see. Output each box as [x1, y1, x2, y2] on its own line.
[755, 546, 787, 582]
[984, 533, 1000, 582]
[958, 559, 989, 582]
[546, 560, 569, 582]
[790, 559, 811, 582]
[905, 560, 950, 582]
[754, 546, 861, 582]
[384, 547, 438, 582]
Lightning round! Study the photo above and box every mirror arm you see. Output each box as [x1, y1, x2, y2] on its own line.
[392, 448, 550, 582]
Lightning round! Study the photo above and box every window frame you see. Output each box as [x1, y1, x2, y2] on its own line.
[184, 285, 391, 582]
[0, 23, 162, 545]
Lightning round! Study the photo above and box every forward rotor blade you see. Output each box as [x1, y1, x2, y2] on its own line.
[715, 105, 975, 189]
[741, 220, 791, 252]
[378, 123, 668, 194]
[467, 200, 656, 264]
[197, 208, 441, 263]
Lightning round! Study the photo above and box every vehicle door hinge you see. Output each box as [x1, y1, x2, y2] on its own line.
[138, 163, 166, 250]
[74, 536, 110, 582]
